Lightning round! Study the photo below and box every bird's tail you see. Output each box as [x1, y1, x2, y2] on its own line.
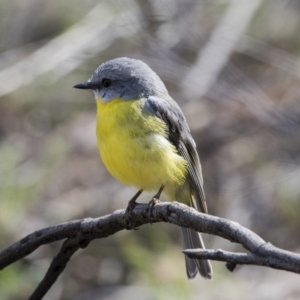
[181, 227, 213, 279]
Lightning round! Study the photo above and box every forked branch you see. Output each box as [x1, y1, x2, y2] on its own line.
[0, 202, 299, 300]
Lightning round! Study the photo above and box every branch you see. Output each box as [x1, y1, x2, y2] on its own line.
[28, 237, 82, 300]
[183, 248, 300, 273]
[0, 202, 299, 299]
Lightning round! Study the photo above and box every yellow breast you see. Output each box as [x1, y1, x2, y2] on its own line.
[96, 98, 187, 193]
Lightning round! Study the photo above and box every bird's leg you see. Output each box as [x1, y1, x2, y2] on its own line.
[148, 185, 164, 218]
[150, 185, 164, 205]
[124, 189, 143, 229]
[126, 189, 143, 213]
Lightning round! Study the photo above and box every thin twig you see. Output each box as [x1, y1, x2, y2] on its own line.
[0, 202, 299, 278]
[183, 247, 300, 273]
[0, 202, 299, 300]
[28, 237, 82, 300]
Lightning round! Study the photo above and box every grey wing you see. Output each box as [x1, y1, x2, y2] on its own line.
[144, 96, 208, 214]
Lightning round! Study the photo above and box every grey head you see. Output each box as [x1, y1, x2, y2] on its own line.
[74, 57, 169, 102]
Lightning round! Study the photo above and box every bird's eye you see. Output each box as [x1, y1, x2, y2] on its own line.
[102, 78, 111, 88]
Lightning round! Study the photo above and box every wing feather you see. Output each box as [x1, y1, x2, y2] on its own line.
[144, 96, 208, 213]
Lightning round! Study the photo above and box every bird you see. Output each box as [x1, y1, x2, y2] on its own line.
[74, 57, 213, 279]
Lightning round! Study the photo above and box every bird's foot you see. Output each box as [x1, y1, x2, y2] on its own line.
[147, 197, 161, 219]
[124, 189, 143, 230]
[147, 185, 164, 220]
[124, 201, 140, 230]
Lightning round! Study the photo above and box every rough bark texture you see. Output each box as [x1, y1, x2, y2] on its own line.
[0, 202, 299, 299]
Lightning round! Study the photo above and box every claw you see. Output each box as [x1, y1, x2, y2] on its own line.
[147, 185, 164, 220]
[147, 197, 161, 219]
[124, 189, 143, 229]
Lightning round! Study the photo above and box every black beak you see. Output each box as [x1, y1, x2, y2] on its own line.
[73, 81, 96, 90]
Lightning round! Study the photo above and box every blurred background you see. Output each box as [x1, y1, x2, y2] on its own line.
[0, 0, 300, 299]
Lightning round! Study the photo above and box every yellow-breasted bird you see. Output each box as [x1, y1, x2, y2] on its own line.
[74, 57, 213, 279]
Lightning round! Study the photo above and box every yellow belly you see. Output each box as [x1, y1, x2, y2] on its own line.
[96, 98, 187, 195]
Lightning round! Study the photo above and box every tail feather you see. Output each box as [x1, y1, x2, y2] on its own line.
[181, 227, 198, 279]
[181, 227, 213, 279]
